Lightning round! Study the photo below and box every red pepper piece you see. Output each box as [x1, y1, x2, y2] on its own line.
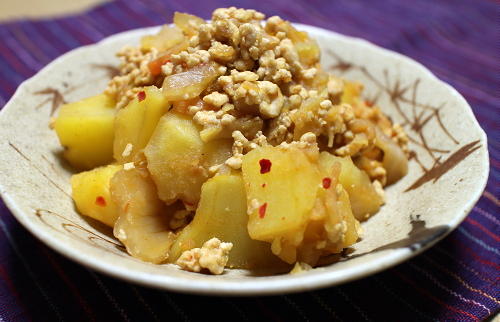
[259, 203, 268, 218]
[95, 196, 106, 207]
[137, 91, 146, 102]
[259, 159, 272, 174]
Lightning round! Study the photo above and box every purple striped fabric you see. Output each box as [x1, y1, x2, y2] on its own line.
[0, 0, 498, 321]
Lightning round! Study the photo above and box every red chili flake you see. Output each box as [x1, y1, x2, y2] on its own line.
[365, 100, 374, 107]
[137, 91, 146, 102]
[322, 177, 332, 189]
[259, 203, 268, 218]
[259, 159, 272, 174]
[95, 196, 106, 207]
[261, 183, 267, 188]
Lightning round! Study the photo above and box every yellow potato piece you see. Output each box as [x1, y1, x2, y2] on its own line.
[317, 159, 359, 247]
[145, 112, 232, 206]
[169, 174, 284, 269]
[145, 112, 204, 205]
[243, 145, 361, 265]
[113, 86, 170, 163]
[299, 182, 357, 264]
[71, 164, 122, 227]
[319, 152, 383, 220]
[54, 93, 115, 170]
[110, 166, 176, 264]
[201, 139, 233, 170]
[242, 146, 321, 243]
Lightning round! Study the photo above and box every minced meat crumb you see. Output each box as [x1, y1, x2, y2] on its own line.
[176, 238, 233, 274]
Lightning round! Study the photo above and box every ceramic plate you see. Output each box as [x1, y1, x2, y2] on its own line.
[0, 24, 489, 295]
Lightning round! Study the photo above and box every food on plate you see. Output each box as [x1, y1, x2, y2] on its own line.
[54, 94, 115, 169]
[53, 7, 409, 275]
[71, 164, 122, 226]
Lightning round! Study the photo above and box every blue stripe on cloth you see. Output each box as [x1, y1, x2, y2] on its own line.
[0, 0, 498, 321]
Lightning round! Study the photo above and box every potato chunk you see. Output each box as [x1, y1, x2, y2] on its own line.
[54, 94, 115, 170]
[299, 164, 359, 265]
[319, 152, 383, 220]
[317, 160, 359, 248]
[145, 112, 232, 206]
[242, 146, 320, 243]
[113, 86, 170, 163]
[242, 145, 321, 264]
[110, 166, 176, 264]
[201, 139, 233, 170]
[145, 112, 204, 205]
[169, 174, 283, 269]
[71, 164, 121, 227]
[242, 145, 360, 265]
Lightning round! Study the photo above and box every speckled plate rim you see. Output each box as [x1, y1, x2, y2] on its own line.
[0, 24, 489, 296]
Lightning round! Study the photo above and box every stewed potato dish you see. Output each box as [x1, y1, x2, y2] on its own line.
[54, 7, 408, 274]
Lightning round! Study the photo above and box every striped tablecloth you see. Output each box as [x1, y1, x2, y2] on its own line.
[0, 0, 498, 321]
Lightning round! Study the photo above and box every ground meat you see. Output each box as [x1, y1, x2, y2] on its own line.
[202, 91, 229, 108]
[209, 41, 236, 63]
[176, 238, 233, 274]
[225, 130, 269, 170]
[105, 46, 157, 109]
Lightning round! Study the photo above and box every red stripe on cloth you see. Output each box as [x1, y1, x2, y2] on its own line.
[72, 16, 105, 40]
[20, 22, 62, 58]
[422, 253, 500, 306]
[434, 245, 498, 284]
[0, 42, 33, 78]
[466, 217, 500, 242]
[1, 29, 42, 71]
[32, 22, 73, 52]
[56, 19, 95, 45]
[473, 207, 500, 229]
[6, 24, 51, 63]
[115, 0, 159, 26]
[483, 191, 500, 207]
[454, 238, 500, 269]
[0, 76, 17, 96]
[98, 5, 134, 32]
[395, 271, 480, 321]
[490, 157, 500, 169]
